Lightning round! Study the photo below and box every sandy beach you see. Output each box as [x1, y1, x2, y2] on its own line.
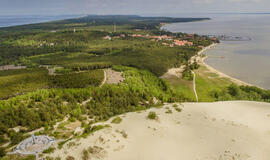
[197, 43, 253, 86]
[49, 101, 270, 160]
[161, 44, 217, 79]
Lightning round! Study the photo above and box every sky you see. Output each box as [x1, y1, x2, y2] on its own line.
[0, 0, 269, 16]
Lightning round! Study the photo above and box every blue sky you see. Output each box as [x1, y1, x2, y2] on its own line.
[0, 0, 269, 16]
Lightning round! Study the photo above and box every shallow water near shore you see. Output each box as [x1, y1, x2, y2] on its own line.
[164, 14, 270, 89]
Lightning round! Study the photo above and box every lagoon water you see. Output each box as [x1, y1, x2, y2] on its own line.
[0, 15, 82, 28]
[165, 14, 270, 89]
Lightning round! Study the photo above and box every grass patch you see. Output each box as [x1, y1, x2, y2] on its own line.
[165, 65, 234, 102]
[172, 104, 182, 112]
[147, 111, 158, 120]
[194, 65, 233, 102]
[66, 156, 75, 160]
[82, 125, 111, 138]
[43, 147, 55, 154]
[0, 155, 35, 160]
[165, 109, 173, 114]
[111, 117, 122, 124]
[165, 76, 196, 102]
[58, 138, 72, 149]
[82, 149, 89, 160]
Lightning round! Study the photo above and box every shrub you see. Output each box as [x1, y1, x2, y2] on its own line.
[55, 157, 61, 160]
[0, 147, 6, 157]
[175, 107, 182, 112]
[228, 84, 241, 97]
[66, 156, 75, 160]
[189, 61, 200, 70]
[58, 138, 72, 149]
[45, 156, 54, 160]
[165, 109, 173, 114]
[182, 68, 193, 81]
[82, 149, 89, 160]
[88, 146, 104, 155]
[172, 104, 182, 112]
[83, 125, 110, 137]
[43, 147, 55, 154]
[147, 112, 157, 120]
[120, 130, 128, 138]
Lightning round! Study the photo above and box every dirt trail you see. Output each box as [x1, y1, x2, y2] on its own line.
[191, 71, 198, 102]
[99, 70, 107, 87]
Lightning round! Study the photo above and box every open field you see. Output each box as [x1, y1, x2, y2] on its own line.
[165, 60, 234, 102]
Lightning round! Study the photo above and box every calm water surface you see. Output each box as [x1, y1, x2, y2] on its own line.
[0, 15, 82, 28]
[165, 14, 270, 89]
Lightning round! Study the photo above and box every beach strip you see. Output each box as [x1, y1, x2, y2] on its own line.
[198, 43, 253, 87]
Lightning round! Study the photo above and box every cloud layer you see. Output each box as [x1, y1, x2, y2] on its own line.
[0, 0, 269, 15]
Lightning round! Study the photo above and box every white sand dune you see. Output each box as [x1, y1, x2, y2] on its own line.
[50, 101, 270, 160]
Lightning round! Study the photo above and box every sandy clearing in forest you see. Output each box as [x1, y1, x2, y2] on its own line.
[105, 68, 124, 84]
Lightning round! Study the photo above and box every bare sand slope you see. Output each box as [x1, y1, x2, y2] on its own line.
[50, 101, 270, 160]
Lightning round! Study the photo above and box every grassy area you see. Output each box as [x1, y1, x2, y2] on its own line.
[194, 65, 233, 102]
[166, 76, 196, 102]
[165, 65, 235, 102]
[166, 64, 270, 102]
[111, 117, 122, 124]
[0, 155, 35, 160]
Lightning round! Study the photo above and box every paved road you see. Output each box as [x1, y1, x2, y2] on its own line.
[191, 71, 198, 102]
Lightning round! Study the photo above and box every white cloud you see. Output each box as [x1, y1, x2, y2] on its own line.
[0, 0, 269, 15]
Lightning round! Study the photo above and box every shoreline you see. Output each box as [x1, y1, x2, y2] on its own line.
[197, 43, 254, 87]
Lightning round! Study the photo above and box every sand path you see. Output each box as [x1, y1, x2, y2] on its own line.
[99, 70, 107, 87]
[191, 70, 198, 102]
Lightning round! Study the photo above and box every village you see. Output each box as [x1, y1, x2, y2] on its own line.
[103, 31, 217, 48]
[104, 33, 194, 47]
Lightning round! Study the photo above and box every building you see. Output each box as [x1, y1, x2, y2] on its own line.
[174, 40, 193, 46]
[104, 35, 112, 40]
